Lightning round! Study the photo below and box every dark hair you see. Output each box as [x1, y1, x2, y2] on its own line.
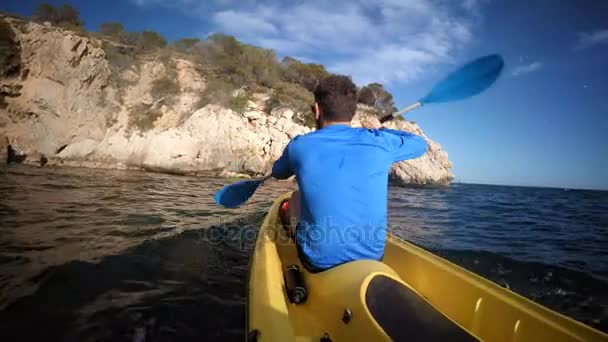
[314, 75, 357, 122]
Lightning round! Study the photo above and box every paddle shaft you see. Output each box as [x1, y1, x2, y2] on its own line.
[379, 101, 422, 123]
[250, 174, 273, 188]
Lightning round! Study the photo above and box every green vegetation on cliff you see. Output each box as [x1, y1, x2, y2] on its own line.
[33, 3, 83, 30]
[20, 3, 399, 128]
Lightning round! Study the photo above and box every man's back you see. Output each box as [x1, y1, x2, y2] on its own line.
[272, 124, 427, 270]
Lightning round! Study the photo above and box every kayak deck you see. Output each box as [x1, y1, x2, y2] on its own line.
[247, 193, 608, 341]
[272, 233, 477, 341]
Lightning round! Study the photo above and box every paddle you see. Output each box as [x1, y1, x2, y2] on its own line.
[379, 54, 504, 122]
[214, 54, 505, 208]
[213, 175, 271, 208]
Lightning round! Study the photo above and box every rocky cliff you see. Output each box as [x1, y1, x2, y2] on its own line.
[0, 15, 452, 185]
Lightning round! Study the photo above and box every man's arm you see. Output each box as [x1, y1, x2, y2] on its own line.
[380, 128, 428, 162]
[271, 143, 294, 179]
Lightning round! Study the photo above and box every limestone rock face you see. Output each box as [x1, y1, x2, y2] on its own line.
[0, 15, 453, 185]
[1, 17, 111, 159]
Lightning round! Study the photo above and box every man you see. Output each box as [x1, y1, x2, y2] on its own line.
[272, 75, 427, 272]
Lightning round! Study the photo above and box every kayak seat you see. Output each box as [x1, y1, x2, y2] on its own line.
[364, 274, 479, 342]
[299, 260, 403, 341]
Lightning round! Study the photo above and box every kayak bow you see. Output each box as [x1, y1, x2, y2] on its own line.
[247, 193, 607, 341]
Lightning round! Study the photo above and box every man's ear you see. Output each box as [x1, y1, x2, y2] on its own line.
[314, 103, 321, 120]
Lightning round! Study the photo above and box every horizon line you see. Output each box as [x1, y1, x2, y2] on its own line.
[454, 180, 608, 192]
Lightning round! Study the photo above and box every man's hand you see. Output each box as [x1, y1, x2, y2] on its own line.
[379, 114, 395, 123]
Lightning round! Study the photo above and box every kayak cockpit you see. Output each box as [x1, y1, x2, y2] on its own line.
[247, 191, 477, 341]
[278, 258, 478, 341]
[365, 273, 477, 341]
[278, 244, 480, 341]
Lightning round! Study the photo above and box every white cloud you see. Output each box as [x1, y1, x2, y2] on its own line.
[511, 62, 542, 77]
[214, 10, 278, 35]
[131, 0, 485, 86]
[575, 29, 608, 50]
[331, 46, 442, 84]
[210, 0, 480, 85]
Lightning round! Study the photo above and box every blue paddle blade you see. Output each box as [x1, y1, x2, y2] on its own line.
[213, 179, 263, 208]
[421, 54, 504, 104]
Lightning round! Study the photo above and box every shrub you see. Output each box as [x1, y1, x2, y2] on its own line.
[137, 30, 167, 51]
[301, 111, 316, 128]
[207, 34, 243, 57]
[267, 81, 315, 127]
[102, 41, 136, 70]
[56, 4, 83, 27]
[196, 78, 234, 109]
[0, 21, 21, 78]
[101, 41, 138, 93]
[0, 11, 24, 19]
[101, 29, 166, 52]
[122, 32, 142, 46]
[269, 82, 313, 113]
[195, 77, 251, 113]
[281, 57, 329, 92]
[358, 83, 397, 116]
[99, 22, 125, 39]
[171, 38, 200, 53]
[239, 45, 281, 87]
[192, 34, 247, 84]
[228, 94, 250, 113]
[150, 77, 180, 103]
[33, 3, 83, 28]
[192, 34, 280, 88]
[128, 103, 162, 132]
[33, 3, 55, 22]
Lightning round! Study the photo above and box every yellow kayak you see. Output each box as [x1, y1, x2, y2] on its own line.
[247, 193, 607, 341]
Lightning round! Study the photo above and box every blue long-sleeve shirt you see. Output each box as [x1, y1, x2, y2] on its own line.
[272, 124, 427, 270]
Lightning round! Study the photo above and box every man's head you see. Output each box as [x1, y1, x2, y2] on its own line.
[313, 75, 357, 128]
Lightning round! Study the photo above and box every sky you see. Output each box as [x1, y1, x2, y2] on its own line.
[2, 0, 607, 190]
